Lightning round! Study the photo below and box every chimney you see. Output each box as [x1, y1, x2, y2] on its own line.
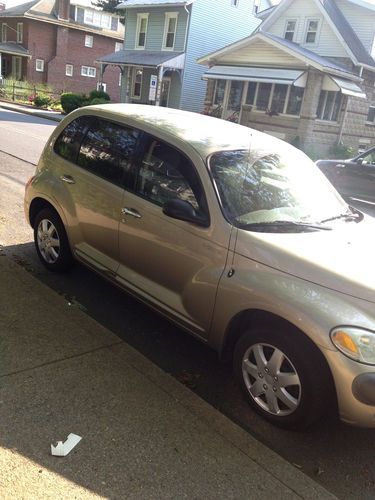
[55, 0, 70, 21]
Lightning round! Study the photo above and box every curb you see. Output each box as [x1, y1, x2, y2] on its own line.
[0, 102, 63, 122]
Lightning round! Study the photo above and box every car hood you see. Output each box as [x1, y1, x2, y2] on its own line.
[235, 217, 375, 304]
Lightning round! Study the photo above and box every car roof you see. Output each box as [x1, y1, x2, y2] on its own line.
[75, 103, 282, 158]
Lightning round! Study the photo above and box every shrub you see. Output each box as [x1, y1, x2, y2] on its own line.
[33, 94, 51, 108]
[60, 92, 86, 114]
[89, 97, 110, 106]
[88, 89, 110, 101]
[328, 143, 355, 159]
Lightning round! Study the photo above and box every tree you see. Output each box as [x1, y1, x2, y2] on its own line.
[91, 0, 122, 13]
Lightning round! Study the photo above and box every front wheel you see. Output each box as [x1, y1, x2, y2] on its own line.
[233, 327, 333, 430]
[34, 208, 73, 272]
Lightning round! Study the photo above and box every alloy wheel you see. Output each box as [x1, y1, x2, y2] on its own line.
[36, 218, 61, 264]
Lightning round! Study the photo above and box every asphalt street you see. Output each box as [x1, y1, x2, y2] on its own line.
[1, 108, 375, 499]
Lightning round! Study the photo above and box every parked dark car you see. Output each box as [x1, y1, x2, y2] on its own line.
[316, 146, 375, 204]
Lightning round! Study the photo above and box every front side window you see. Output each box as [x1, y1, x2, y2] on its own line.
[36, 59, 44, 72]
[17, 23, 23, 43]
[2, 23, 7, 43]
[284, 20, 296, 41]
[135, 138, 202, 212]
[136, 13, 148, 49]
[77, 119, 139, 186]
[163, 13, 178, 50]
[54, 116, 91, 163]
[81, 66, 96, 78]
[132, 68, 143, 98]
[305, 19, 319, 44]
[316, 90, 342, 121]
[209, 146, 347, 229]
[85, 34, 93, 47]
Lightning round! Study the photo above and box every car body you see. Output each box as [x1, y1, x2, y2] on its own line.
[316, 146, 375, 204]
[25, 104, 375, 429]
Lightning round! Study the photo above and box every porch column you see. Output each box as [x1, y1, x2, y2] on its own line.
[297, 69, 324, 151]
[125, 66, 133, 103]
[155, 65, 164, 107]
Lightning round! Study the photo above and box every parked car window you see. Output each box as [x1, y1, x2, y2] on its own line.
[360, 150, 375, 166]
[54, 116, 91, 163]
[135, 138, 202, 211]
[77, 119, 139, 186]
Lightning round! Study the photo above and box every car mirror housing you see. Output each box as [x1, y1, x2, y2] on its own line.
[163, 199, 208, 227]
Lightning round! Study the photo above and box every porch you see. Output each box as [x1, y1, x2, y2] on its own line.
[0, 43, 30, 80]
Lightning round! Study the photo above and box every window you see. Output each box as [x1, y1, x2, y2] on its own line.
[97, 82, 107, 92]
[85, 35, 93, 47]
[305, 19, 319, 44]
[66, 64, 73, 77]
[84, 9, 112, 29]
[136, 13, 148, 49]
[36, 59, 44, 72]
[316, 90, 342, 121]
[163, 12, 178, 50]
[54, 117, 91, 163]
[136, 138, 202, 212]
[1, 23, 7, 43]
[77, 119, 139, 185]
[245, 81, 304, 116]
[366, 105, 375, 123]
[16, 23, 23, 43]
[284, 20, 296, 41]
[214, 80, 226, 106]
[81, 66, 96, 78]
[115, 42, 123, 52]
[132, 68, 143, 98]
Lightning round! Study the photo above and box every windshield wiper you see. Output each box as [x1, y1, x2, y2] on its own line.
[320, 207, 363, 224]
[239, 220, 332, 232]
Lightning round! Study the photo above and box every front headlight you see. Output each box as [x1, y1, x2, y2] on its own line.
[331, 327, 375, 365]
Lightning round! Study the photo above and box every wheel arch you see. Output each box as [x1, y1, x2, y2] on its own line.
[29, 196, 67, 229]
[221, 308, 337, 404]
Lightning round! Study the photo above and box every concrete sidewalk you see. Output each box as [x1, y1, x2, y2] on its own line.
[0, 101, 63, 122]
[0, 252, 336, 498]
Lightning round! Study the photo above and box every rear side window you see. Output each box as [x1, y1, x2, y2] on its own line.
[77, 119, 139, 186]
[54, 116, 90, 162]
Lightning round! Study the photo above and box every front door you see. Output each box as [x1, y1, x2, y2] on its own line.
[117, 135, 231, 336]
[160, 78, 171, 107]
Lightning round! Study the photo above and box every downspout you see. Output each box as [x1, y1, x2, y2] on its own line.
[183, 4, 191, 53]
[338, 95, 349, 145]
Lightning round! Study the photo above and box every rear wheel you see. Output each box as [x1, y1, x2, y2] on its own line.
[34, 208, 73, 272]
[233, 326, 332, 430]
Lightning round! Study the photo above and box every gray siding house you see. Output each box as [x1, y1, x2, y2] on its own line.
[198, 0, 375, 155]
[97, 0, 260, 112]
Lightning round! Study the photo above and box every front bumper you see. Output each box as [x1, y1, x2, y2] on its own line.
[324, 348, 375, 427]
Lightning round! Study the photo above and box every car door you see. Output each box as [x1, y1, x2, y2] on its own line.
[336, 148, 375, 203]
[52, 116, 139, 273]
[116, 135, 232, 338]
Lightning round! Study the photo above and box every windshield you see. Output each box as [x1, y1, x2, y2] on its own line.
[209, 144, 348, 230]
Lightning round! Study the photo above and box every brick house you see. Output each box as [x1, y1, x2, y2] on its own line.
[198, 0, 375, 155]
[0, 0, 124, 101]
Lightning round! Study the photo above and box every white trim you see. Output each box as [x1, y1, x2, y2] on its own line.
[135, 13, 149, 50]
[283, 18, 298, 42]
[81, 65, 96, 77]
[162, 12, 178, 51]
[65, 64, 73, 77]
[16, 22, 23, 43]
[303, 18, 321, 46]
[1, 23, 7, 43]
[85, 34, 93, 47]
[131, 66, 143, 98]
[115, 42, 123, 52]
[35, 58, 44, 72]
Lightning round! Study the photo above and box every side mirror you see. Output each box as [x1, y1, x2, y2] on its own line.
[163, 199, 208, 227]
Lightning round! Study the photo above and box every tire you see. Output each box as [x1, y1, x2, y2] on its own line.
[233, 326, 332, 430]
[34, 208, 73, 272]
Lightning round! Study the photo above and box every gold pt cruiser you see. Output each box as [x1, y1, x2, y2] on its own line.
[24, 104, 375, 429]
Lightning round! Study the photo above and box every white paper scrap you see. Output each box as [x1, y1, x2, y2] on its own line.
[51, 433, 82, 457]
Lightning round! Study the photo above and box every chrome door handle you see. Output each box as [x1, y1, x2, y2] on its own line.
[60, 175, 75, 184]
[121, 207, 142, 218]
